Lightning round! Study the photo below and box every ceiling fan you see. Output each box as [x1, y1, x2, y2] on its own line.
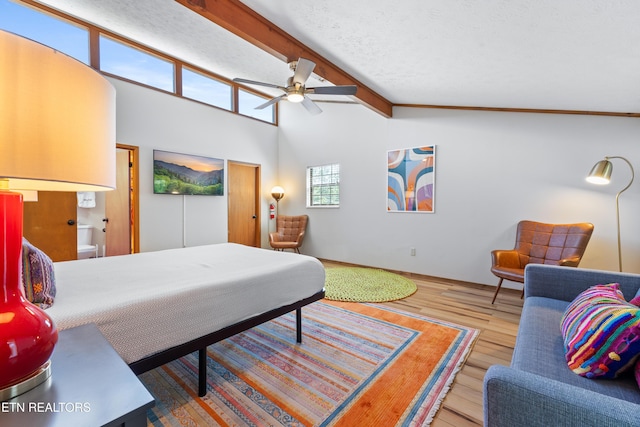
[233, 58, 357, 115]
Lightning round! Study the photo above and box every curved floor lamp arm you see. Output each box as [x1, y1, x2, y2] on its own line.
[607, 156, 634, 272]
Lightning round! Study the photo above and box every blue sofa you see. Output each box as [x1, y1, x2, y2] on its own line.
[484, 264, 640, 427]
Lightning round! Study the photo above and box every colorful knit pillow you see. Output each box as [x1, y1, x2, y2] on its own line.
[632, 291, 640, 307]
[21, 238, 56, 309]
[560, 283, 640, 379]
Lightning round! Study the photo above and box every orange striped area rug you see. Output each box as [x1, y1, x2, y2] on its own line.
[140, 300, 478, 426]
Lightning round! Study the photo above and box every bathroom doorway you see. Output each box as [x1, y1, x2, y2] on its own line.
[24, 144, 139, 261]
[76, 144, 138, 257]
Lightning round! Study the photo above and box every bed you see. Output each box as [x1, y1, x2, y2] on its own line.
[47, 243, 326, 396]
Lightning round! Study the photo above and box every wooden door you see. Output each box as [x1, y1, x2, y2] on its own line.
[105, 148, 132, 256]
[23, 191, 77, 261]
[228, 162, 260, 247]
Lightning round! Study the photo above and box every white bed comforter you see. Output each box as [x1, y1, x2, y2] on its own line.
[47, 243, 325, 364]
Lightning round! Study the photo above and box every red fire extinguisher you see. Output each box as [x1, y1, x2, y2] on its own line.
[269, 203, 275, 219]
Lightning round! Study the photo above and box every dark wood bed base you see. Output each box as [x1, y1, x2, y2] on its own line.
[128, 290, 325, 396]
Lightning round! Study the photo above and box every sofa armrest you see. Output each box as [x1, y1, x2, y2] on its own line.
[524, 264, 640, 302]
[484, 365, 640, 427]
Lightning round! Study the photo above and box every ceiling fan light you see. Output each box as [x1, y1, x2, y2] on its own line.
[287, 93, 304, 103]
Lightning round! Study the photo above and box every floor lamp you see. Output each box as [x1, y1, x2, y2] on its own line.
[271, 186, 285, 215]
[0, 30, 116, 400]
[586, 156, 635, 272]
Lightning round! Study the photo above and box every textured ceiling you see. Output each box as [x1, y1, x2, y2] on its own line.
[33, 0, 640, 114]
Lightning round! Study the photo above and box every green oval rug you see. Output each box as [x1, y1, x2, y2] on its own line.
[324, 267, 417, 302]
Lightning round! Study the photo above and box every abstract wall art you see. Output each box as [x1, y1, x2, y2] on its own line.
[387, 146, 435, 213]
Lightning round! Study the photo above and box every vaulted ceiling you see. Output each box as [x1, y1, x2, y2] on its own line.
[32, 0, 640, 117]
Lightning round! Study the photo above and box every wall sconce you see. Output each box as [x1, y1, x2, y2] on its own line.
[0, 30, 115, 399]
[586, 156, 635, 272]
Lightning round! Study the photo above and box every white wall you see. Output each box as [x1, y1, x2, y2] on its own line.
[278, 102, 640, 286]
[109, 78, 280, 252]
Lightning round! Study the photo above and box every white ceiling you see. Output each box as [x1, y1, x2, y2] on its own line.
[34, 0, 640, 114]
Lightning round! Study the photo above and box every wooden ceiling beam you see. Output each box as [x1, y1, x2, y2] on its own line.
[175, 0, 393, 118]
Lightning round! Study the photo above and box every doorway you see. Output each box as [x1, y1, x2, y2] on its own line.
[227, 161, 261, 247]
[104, 145, 139, 255]
[23, 144, 139, 261]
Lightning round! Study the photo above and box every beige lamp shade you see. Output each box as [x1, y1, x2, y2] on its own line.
[0, 30, 116, 191]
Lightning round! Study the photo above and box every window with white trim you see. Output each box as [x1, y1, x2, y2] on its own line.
[307, 164, 340, 207]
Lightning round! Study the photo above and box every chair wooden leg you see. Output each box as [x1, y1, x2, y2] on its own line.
[491, 278, 504, 304]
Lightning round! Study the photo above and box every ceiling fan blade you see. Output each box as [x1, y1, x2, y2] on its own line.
[255, 94, 286, 110]
[293, 58, 316, 85]
[301, 96, 322, 115]
[309, 85, 357, 96]
[233, 77, 284, 90]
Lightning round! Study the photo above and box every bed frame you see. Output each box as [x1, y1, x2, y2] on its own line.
[128, 290, 325, 397]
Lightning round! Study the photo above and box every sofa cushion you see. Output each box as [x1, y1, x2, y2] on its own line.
[21, 238, 56, 309]
[561, 283, 640, 379]
[512, 296, 640, 403]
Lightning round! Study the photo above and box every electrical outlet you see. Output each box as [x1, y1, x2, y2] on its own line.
[410, 247, 416, 256]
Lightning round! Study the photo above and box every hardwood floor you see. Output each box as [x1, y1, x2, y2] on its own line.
[321, 260, 524, 426]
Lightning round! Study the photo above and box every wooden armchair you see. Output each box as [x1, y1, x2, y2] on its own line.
[490, 220, 594, 303]
[269, 215, 308, 254]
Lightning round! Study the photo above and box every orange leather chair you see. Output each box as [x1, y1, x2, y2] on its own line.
[269, 215, 308, 253]
[490, 220, 594, 304]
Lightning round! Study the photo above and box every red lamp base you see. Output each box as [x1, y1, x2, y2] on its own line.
[0, 190, 58, 398]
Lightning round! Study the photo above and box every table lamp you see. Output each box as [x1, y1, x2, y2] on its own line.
[0, 30, 116, 399]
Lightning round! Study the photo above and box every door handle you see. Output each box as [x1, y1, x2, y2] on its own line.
[252, 215, 257, 219]
[67, 219, 75, 226]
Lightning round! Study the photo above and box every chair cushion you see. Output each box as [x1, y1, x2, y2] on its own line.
[490, 266, 525, 283]
[21, 238, 56, 309]
[561, 283, 640, 379]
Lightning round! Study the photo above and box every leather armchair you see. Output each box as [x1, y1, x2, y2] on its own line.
[490, 220, 594, 303]
[269, 215, 308, 253]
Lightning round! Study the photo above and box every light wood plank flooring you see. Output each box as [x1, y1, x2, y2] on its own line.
[321, 260, 524, 426]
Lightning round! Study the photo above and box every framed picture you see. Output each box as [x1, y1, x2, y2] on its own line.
[387, 146, 435, 213]
[153, 149, 224, 195]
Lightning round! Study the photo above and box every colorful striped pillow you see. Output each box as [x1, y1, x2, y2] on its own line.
[560, 283, 640, 379]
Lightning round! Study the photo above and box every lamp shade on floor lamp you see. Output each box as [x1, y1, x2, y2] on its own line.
[0, 30, 115, 398]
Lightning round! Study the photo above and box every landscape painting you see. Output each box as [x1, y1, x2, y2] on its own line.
[153, 150, 224, 195]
